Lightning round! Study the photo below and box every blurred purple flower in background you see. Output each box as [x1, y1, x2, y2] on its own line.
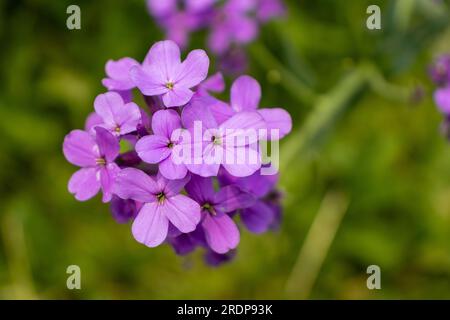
[146, 0, 285, 74]
[430, 54, 450, 139]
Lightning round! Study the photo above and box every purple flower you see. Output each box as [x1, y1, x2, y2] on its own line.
[93, 92, 142, 137]
[208, 0, 258, 54]
[63, 127, 120, 202]
[181, 97, 266, 177]
[429, 55, 450, 87]
[146, 0, 215, 48]
[185, 175, 254, 253]
[218, 47, 248, 75]
[136, 109, 189, 180]
[102, 57, 140, 103]
[114, 168, 201, 247]
[434, 86, 450, 114]
[131, 40, 210, 107]
[256, 0, 285, 22]
[209, 75, 292, 140]
[102, 57, 139, 91]
[146, 0, 177, 18]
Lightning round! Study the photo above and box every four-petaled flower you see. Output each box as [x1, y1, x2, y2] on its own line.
[131, 40, 209, 107]
[114, 168, 201, 247]
[93, 91, 142, 137]
[63, 127, 120, 202]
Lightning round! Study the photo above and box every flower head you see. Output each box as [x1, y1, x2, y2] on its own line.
[136, 109, 189, 179]
[93, 92, 142, 137]
[185, 175, 254, 253]
[63, 127, 120, 202]
[114, 168, 201, 247]
[131, 40, 210, 107]
[429, 55, 450, 87]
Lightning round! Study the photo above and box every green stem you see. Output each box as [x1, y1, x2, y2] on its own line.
[280, 65, 368, 172]
[249, 43, 317, 105]
[284, 191, 349, 299]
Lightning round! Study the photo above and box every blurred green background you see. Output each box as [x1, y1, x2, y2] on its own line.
[1, 0, 450, 299]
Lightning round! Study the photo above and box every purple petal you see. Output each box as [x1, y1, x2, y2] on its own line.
[214, 185, 255, 212]
[132, 202, 169, 247]
[208, 24, 231, 54]
[152, 109, 182, 139]
[163, 195, 201, 233]
[85, 112, 103, 131]
[220, 111, 266, 133]
[110, 196, 137, 224]
[130, 65, 167, 96]
[202, 212, 240, 254]
[94, 92, 141, 135]
[258, 108, 292, 140]
[68, 167, 101, 201]
[257, 0, 285, 22]
[199, 72, 225, 93]
[136, 135, 171, 164]
[434, 86, 450, 114]
[63, 130, 97, 167]
[100, 163, 120, 203]
[230, 75, 261, 112]
[157, 172, 191, 197]
[220, 112, 265, 149]
[240, 201, 275, 234]
[185, 143, 221, 177]
[162, 87, 194, 107]
[115, 102, 142, 135]
[208, 98, 234, 125]
[185, 0, 215, 12]
[94, 92, 124, 127]
[221, 145, 261, 177]
[113, 168, 159, 202]
[185, 175, 215, 204]
[181, 97, 218, 129]
[146, 0, 177, 17]
[169, 232, 198, 255]
[231, 15, 258, 44]
[102, 57, 139, 91]
[228, 169, 278, 198]
[174, 49, 209, 88]
[143, 40, 181, 77]
[159, 155, 188, 180]
[94, 127, 119, 162]
[116, 90, 133, 103]
[204, 250, 236, 266]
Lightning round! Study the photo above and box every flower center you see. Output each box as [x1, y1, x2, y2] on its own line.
[114, 126, 121, 134]
[202, 202, 216, 215]
[211, 135, 221, 145]
[167, 141, 174, 149]
[96, 157, 106, 166]
[165, 82, 174, 90]
[157, 192, 166, 204]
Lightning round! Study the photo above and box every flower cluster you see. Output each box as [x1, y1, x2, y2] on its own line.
[63, 40, 292, 265]
[146, 0, 285, 73]
[429, 55, 450, 138]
